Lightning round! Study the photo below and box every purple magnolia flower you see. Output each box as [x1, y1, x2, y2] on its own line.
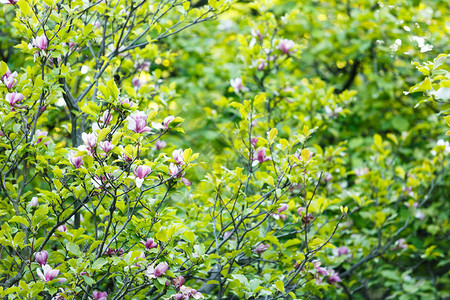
[327, 269, 342, 285]
[141, 238, 158, 250]
[132, 77, 143, 89]
[334, 246, 349, 257]
[253, 243, 269, 254]
[146, 262, 169, 279]
[35, 250, 49, 266]
[120, 97, 134, 108]
[0, 0, 19, 4]
[393, 239, 408, 251]
[155, 139, 166, 150]
[36, 264, 59, 282]
[69, 151, 83, 169]
[230, 78, 249, 94]
[99, 110, 112, 125]
[251, 138, 258, 147]
[253, 149, 271, 164]
[29, 196, 39, 208]
[6, 92, 24, 108]
[92, 291, 108, 300]
[99, 141, 114, 153]
[313, 260, 329, 276]
[2, 67, 18, 88]
[127, 111, 151, 134]
[169, 163, 182, 178]
[33, 34, 48, 51]
[173, 149, 185, 165]
[163, 116, 175, 129]
[57, 225, 67, 233]
[277, 203, 288, 213]
[257, 60, 268, 71]
[181, 177, 192, 187]
[172, 275, 185, 289]
[82, 132, 97, 153]
[277, 39, 295, 54]
[134, 165, 152, 188]
[172, 286, 205, 299]
[35, 129, 49, 145]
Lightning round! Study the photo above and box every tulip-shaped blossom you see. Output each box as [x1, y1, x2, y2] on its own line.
[6, 92, 24, 108]
[127, 111, 151, 134]
[99, 110, 112, 125]
[171, 286, 205, 299]
[172, 275, 185, 289]
[313, 260, 329, 277]
[230, 77, 249, 94]
[81, 132, 97, 154]
[333, 246, 350, 257]
[92, 291, 108, 300]
[99, 141, 114, 153]
[251, 138, 258, 147]
[120, 97, 134, 108]
[33, 34, 48, 51]
[253, 149, 271, 165]
[141, 238, 158, 250]
[181, 177, 192, 187]
[253, 243, 269, 254]
[69, 151, 83, 169]
[0, 0, 19, 4]
[173, 149, 185, 165]
[29, 196, 39, 208]
[146, 262, 169, 279]
[327, 269, 342, 285]
[169, 163, 182, 178]
[257, 60, 268, 71]
[36, 264, 59, 282]
[163, 116, 175, 128]
[393, 239, 408, 251]
[132, 77, 143, 89]
[155, 139, 166, 150]
[277, 39, 295, 54]
[278, 203, 288, 213]
[35, 129, 49, 145]
[57, 225, 67, 233]
[134, 165, 152, 188]
[35, 250, 49, 266]
[2, 67, 18, 88]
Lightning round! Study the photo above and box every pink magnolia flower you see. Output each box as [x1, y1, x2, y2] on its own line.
[57, 225, 67, 233]
[169, 163, 182, 178]
[324, 172, 333, 182]
[253, 243, 269, 254]
[257, 60, 268, 71]
[146, 262, 169, 279]
[132, 77, 143, 89]
[155, 139, 166, 150]
[333, 246, 349, 257]
[230, 78, 249, 94]
[82, 132, 97, 153]
[393, 239, 408, 251]
[120, 97, 134, 108]
[251, 29, 263, 40]
[0, 0, 19, 4]
[163, 116, 175, 128]
[35, 129, 49, 145]
[297, 207, 305, 217]
[278, 203, 288, 213]
[415, 210, 425, 220]
[69, 151, 83, 169]
[327, 269, 342, 285]
[251, 138, 258, 147]
[253, 149, 271, 165]
[172, 275, 185, 289]
[134, 165, 152, 188]
[99, 141, 114, 153]
[313, 260, 329, 277]
[36, 264, 59, 282]
[181, 178, 192, 187]
[33, 34, 48, 51]
[277, 39, 295, 54]
[173, 149, 185, 165]
[99, 110, 112, 125]
[35, 250, 49, 266]
[6, 92, 24, 108]
[127, 111, 151, 134]
[141, 238, 158, 250]
[29, 196, 39, 208]
[2, 67, 18, 88]
[173, 286, 205, 299]
[92, 291, 108, 300]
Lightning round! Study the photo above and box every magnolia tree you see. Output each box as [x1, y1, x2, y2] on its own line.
[0, 0, 449, 300]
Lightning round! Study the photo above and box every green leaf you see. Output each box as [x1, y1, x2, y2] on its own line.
[91, 258, 108, 270]
[66, 242, 82, 256]
[97, 128, 110, 142]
